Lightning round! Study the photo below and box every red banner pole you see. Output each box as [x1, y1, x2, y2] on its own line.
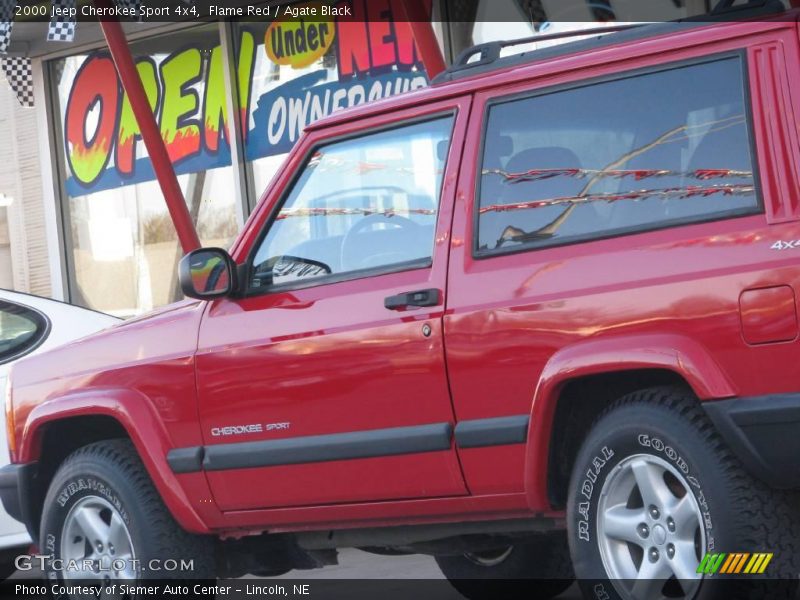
[94, 4, 201, 253]
[398, 1, 447, 80]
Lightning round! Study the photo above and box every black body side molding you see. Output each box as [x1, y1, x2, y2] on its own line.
[167, 415, 532, 474]
[703, 394, 800, 489]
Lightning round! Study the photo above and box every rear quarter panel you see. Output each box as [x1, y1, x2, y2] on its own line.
[445, 21, 800, 508]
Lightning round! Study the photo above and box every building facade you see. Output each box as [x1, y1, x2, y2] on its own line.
[0, 0, 712, 317]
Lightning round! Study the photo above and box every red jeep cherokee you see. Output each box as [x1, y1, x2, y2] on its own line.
[4, 6, 800, 599]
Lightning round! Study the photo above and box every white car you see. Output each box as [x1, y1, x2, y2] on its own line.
[0, 290, 119, 573]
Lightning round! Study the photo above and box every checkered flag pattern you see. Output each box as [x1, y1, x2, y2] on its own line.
[1, 57, 34, 107]
[47, 0, 76, 42]
[0, 0, 15, 54]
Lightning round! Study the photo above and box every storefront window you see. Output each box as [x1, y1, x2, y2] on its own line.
[233, 2, 430, 204]
[51, 25, 238, 317]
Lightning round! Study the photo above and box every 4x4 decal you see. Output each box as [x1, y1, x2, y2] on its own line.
[771, 240, 800, 250]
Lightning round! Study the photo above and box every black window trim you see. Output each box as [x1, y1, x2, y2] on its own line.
[472, 50, 764, 260]
[0, 300, 52, 366]
[241, 111, 459, 298]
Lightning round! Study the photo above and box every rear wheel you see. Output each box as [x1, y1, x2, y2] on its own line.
[39, 439, 214, 589]
[435, 532, 573, 599]
[567, 387, 800, 600]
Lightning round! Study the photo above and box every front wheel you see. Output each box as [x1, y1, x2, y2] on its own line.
[567, 387, 800, 600]
[435, 532, 574, 599]
[39, 439, 214, 588]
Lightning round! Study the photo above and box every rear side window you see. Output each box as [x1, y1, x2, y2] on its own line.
[0, 300, 49, 365]
[477, 57, 759, 255]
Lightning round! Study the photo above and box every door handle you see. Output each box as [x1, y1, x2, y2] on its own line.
[384, 289, 441, 311]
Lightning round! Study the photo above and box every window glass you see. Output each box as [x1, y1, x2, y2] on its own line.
[477, 58, 758, 254]
[51, 25, 238, 317]
[233, 6, 429, 209]
[0, 301, 47, 364]
[251, 117, 453, 289]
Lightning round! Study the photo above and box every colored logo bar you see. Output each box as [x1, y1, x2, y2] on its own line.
[697, 552, 773, 575]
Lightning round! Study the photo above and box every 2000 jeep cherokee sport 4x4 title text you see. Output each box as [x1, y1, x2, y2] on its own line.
[4, 6, 800, 600]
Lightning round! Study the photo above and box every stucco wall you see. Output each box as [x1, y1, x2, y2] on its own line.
[0, 72, 51, 297]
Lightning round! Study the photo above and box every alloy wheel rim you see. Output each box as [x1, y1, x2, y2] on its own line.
[596, 453, 705, 600]
[61, 495, 137, 581]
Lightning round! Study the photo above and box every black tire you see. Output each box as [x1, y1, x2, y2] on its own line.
[435, 532, 574, 600]
[39, 439, 214, 586]
[566, 386, 800, 600]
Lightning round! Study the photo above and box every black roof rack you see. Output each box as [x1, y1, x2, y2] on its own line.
[432, 0, 786, 85]
[443, 24, 644, 77]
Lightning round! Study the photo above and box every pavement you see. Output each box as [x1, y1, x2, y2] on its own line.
[270, 548, 583, 598]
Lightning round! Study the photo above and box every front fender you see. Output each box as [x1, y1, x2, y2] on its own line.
[20, 388, 211, 534]
[523, 333, 737, 510]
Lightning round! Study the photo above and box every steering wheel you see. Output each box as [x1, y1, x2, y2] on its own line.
[340, 214, 420, 271]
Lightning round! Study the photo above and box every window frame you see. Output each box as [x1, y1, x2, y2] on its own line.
[242, 111, 458, 297]
[0, 300, 51, 366]
[472, 51, 764, 260]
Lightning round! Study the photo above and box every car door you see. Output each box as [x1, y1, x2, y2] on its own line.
[195, 98, 471, 511]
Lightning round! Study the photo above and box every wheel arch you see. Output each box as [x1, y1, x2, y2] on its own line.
[523, 333, 737, 511]
[19, 390, 209, 541]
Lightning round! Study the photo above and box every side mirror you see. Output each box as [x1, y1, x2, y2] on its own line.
[179, 248, 237, 300]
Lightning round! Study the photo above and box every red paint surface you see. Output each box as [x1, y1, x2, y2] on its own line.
[11, 301, 214, 532]
[9, 14, 800, 535]
[740, 286, 798, 345]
